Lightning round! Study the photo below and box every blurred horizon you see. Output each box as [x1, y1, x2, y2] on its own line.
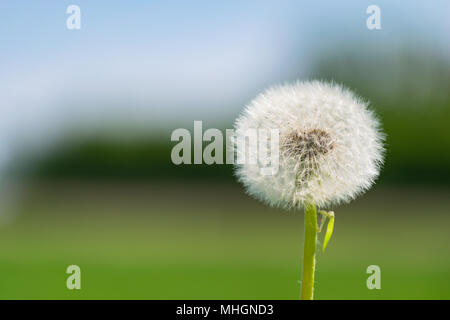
[1, 1, 450, 183]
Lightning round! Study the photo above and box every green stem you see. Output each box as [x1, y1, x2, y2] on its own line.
[301, 199, 317, 300]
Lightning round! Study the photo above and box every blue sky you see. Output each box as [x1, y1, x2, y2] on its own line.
[0, 1, 448, 167]
[2, 1, 448, 74]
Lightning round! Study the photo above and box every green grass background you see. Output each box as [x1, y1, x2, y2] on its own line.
[0, 182, 448, 299]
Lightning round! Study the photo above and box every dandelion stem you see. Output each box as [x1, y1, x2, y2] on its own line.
[301, 199, 317, 300]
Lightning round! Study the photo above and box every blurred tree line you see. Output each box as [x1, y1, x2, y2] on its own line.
[19, 49, 450, 185]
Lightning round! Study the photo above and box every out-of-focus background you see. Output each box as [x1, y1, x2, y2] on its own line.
[1, 1, 449, 299]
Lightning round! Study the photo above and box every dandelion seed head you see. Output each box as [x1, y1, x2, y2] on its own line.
[234, 80, 385, 209]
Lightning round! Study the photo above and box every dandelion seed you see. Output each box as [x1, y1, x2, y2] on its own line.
[234, 80, 385, 209]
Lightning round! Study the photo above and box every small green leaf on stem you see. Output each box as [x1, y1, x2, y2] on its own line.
[322, 212, 334, 252]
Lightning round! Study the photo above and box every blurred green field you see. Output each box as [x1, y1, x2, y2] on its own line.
[0, 182, 449, 299]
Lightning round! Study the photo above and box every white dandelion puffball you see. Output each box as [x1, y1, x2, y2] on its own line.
[234, 80, 385, 209]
